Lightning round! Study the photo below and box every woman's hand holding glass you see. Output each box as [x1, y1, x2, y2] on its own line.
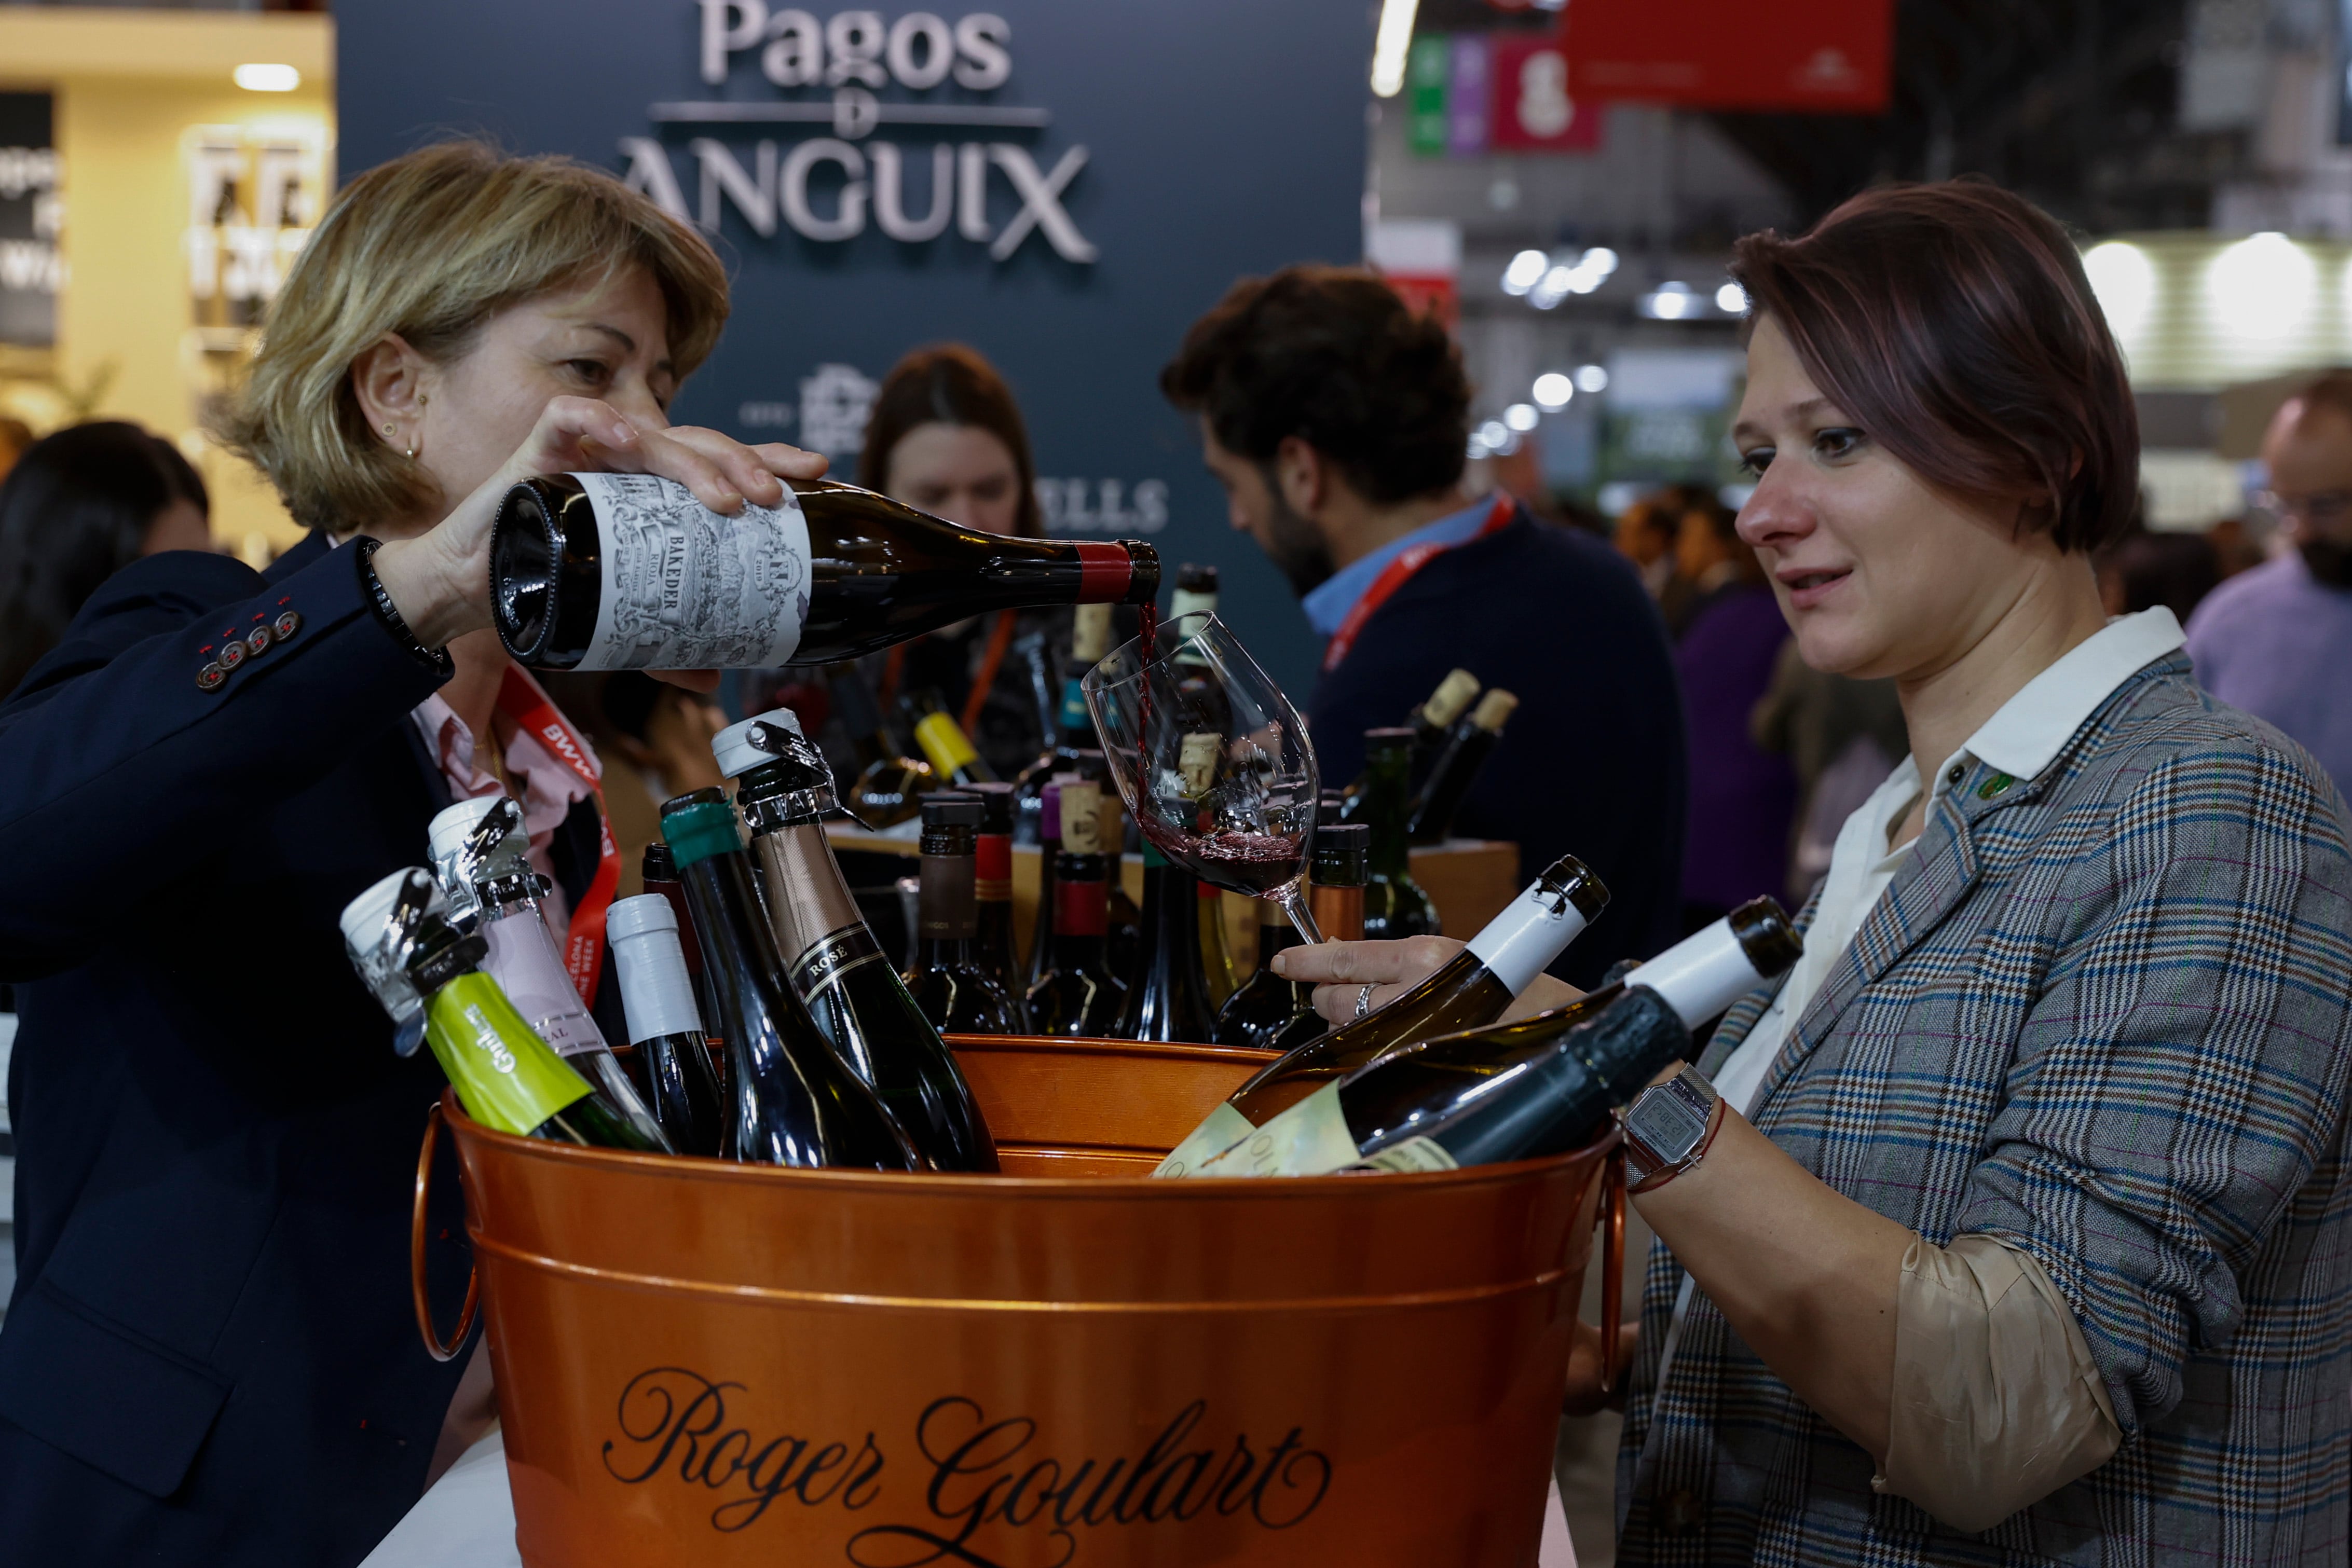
[370, 396, 828, 669]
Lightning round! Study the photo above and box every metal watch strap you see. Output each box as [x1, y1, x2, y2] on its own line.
[354, 537, 456, 679]
[1617, 1064, 1719, 1186]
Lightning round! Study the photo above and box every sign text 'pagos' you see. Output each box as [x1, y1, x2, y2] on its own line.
[621, 4, 1097, 260]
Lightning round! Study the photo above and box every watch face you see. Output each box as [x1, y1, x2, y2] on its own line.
[1630, 1084, 1712, 1163]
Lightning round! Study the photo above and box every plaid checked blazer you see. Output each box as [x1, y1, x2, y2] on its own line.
[1616, 652, 2352, 1566]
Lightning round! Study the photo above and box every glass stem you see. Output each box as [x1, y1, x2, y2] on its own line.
[1274, 884, 1325, 944]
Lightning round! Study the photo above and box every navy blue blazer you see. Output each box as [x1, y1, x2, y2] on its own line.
[0, 531, 615, 1565]
[1308, 510, 1688, 986]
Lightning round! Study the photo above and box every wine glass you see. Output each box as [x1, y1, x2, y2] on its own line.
[1082, 611, 1325, 944]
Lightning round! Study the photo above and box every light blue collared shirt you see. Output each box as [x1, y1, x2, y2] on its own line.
[1300, 497, 1499, 639]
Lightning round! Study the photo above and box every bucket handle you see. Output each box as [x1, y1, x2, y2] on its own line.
[411, 1099, 481, 1363]
[1596, 1145, 1626, 1394]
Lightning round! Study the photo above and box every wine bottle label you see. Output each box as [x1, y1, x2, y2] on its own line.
[481, 912, 610, 1058]
[1195, 1081, 1362, 1177]
[1634, 916, 1773, 1028]
[1346, 1137, 1460, 1175]
[788, 923, 891, 1007]
[425, 973, 594, 1136]
[913, 711, 981, 777]
[1151, 1101, 1257, 1178]
[1465, 880, 1597, 998]
[572, 471, 812, 670]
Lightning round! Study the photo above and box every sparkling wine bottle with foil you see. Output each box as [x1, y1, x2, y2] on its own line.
[660, 799, 922, 1171]
[714, 709, 997, 1172]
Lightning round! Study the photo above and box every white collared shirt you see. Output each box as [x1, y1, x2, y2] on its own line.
[1710, 607, 2189, 1118]
[1649, 609, 2189, 1395]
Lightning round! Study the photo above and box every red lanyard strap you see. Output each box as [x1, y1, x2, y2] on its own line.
[495, 666, 620, 1002]
[1321, 496, 1514, 673]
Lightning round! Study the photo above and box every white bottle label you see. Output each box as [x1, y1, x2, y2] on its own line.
[1152, 1101, 1255, 1178]
[574, 471, 812, 670]
[1193, 1081, 1363, 1178]
[481, 913, 607, 1060]
[1344, 1136, 1460, 1175]
[1631, 918, 1763, 1028]
[1464, 882, 1594, 997]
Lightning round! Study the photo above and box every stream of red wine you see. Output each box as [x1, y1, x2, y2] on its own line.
[1134, 600, 1157, 734]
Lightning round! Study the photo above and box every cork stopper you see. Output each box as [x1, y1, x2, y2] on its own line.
[1179, 732, 1221, 795]
[1058, 779, 1103, 854]
[1470, 689, 1520, 732]
[1421, 668, 1481, 729]
[1072, 602, 1114, 665]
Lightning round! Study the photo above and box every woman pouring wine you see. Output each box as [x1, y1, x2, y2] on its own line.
[1276, 180, 2352, 1562]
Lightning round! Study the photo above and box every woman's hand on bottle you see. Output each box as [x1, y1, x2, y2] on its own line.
[371, 396, 828, 655]
[1274, 936, 1464, 1024]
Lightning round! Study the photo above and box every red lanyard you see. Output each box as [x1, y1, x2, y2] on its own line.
[496, 666, 620, 1003]
[1321, 495, 1515, 672]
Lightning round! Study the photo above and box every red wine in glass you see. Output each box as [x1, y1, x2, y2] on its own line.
[1083, 611, 1325, 944]
[1140, 826, 1303, 897]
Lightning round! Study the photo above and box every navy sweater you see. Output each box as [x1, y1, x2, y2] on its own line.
[1308, 511, 1687, 986]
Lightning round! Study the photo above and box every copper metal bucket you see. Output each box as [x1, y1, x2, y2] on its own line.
[415, 1035, 1622, 1566]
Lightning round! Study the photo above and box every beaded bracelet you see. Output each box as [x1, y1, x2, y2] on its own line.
[354, 537, 455, 679]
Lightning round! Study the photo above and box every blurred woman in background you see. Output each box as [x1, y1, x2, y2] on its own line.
[0, 421, 211, 695]
[855, 343, 1059, 777]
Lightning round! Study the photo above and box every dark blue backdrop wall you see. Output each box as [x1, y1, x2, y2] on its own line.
[336, 0, 1372, 694]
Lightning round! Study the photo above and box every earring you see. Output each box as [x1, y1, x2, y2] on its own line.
[406, 439, 418, 461]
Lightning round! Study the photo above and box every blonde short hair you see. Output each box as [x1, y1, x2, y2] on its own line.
[216, 140, 729, 533]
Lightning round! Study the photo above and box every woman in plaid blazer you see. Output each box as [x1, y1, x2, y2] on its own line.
[1287, 181, 2352, 1564]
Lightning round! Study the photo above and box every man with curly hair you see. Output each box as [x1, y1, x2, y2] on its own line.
[1161, 266, 1686, 981]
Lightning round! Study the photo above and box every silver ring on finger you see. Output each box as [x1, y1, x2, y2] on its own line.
[1354, 982, 1377, 1020]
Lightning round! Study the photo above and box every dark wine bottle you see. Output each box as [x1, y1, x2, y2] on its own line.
[660, 796, 922, 1171]
[607, 893, 726, 1157]
[425, 796, 667, 1148]
[1085, 749, 1144, 983]
[1338, 668, 1481, 819]
[491, 472, 1159, 670]
[341, 870, 665, 1151]
[826, 662, 933, 829]
[1119, 840, 1219, 1042]
[1359, 728, 1440, 941]
[1197, 878, 1239, 1007]
[1025, 778, 1128, 1036]
[1156, 849, 1606, 1175]
[1407, 689, 1519, 845]
[902, 793, 1026, 1036]
[908, 689, 1000, 787]
[1013, 602, 1111, 844]
[713, 709, 997, 1172]
[964, 782, 1030, 1028]
[1308, 820, 1370, 943]
[640, 841, 729, 1097]
[1200, 898, 1802, 1176]
[1023, 777, 1066, 996]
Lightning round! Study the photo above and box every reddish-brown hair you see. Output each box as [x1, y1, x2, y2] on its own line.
[1729, 179, 2138, 555]
[859, 343, 1042, 538]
